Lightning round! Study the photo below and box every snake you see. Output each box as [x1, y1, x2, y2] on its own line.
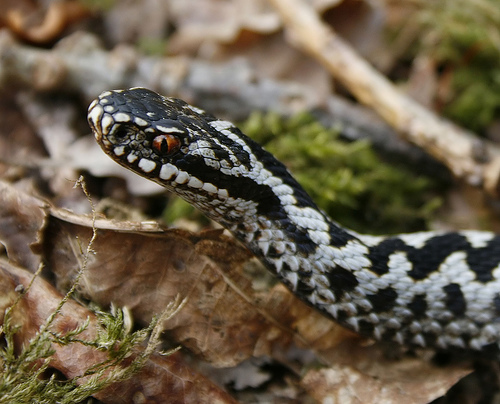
[88, 87, 500, 356]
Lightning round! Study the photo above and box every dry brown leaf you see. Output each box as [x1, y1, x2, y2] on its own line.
[301, 336, 472, 404]
[5, 1, 91, 44]
[0, 181, 472, 401]
[46, 206, 353, 367]
[0, 96, 47, 168]
[0, 180, 48, 272]
[0, 259, 238, 403]
[301, 360, 467, 404]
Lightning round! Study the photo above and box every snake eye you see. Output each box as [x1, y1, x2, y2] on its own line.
[153, 134, 181, 155]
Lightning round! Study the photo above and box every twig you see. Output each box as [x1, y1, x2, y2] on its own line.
[0, 30, 442, 175]
[268, 0, 500, 196]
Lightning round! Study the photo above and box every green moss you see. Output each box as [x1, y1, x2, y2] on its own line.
[0, 289, 183, 403]
[241, 112, 441, 234]
[443, 66, 500, 131]
[413, 0, 500, 132]
[163, 196, 209, 226]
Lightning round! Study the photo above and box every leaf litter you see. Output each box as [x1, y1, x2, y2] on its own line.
[1, 0, 498, 402]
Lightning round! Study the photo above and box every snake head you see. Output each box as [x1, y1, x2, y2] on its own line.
[89, 88, 245, 186]
[88, 88, 282, 209]
[88, 87, 308, 226]
[88, 88, 196, 181]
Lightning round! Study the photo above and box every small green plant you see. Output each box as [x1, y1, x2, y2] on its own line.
[0, 292, 183, 403]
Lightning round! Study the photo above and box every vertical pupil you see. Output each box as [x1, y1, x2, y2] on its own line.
[153, 135, 170, 153]
[153, 134, 180, 154]
[160, 138, 169, 152]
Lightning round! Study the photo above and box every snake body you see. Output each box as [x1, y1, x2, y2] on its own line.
[88, 88, 500, 355]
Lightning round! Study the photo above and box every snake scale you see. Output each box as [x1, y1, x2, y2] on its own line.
[88, 88, 500, 356]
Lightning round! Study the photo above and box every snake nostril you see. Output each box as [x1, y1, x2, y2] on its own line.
[112, 126, 129, 140]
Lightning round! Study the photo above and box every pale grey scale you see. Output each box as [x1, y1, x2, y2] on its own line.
[88, 88, 500, 356]
[194, 142, 219, 161]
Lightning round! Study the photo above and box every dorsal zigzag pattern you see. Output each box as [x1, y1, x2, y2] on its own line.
[88, 87, 500, 356]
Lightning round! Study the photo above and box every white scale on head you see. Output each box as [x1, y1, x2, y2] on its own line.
[138, 158, 156, 173]
[101, 115, 115, 135]
[113, 113, 131, 123]
[186, 104, 207, 115]
[156, 125, 185, 134]
[88, 103, 104, 127]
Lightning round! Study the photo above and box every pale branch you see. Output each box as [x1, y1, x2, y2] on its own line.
[0, 30, 442, 175]
[268, 0, 500, 196]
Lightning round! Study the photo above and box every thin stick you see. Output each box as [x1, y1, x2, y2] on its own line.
[268, 0, 500, 196]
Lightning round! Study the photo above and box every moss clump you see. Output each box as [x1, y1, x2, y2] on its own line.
[440, 49, 500, 132]
[0, 293, 183, 403]
[240, 112, 441, 235]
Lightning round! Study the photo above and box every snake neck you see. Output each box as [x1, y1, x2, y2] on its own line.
[226, 201, 365, 298]
[173, 155, 500, 352]
[170, 154, 384, 337]
[225, 198, 380, 328]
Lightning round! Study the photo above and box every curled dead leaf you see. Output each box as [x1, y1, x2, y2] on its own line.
[0, 180, 48, 272]
[6, 1, 91, 44]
